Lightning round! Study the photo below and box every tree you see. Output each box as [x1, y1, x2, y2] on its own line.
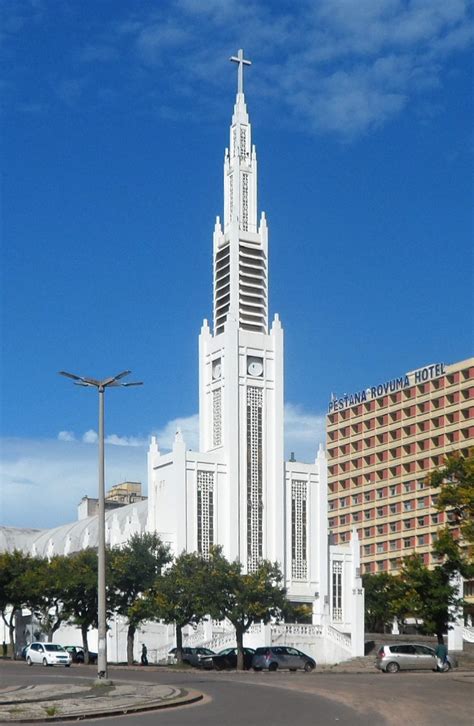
[207, 548, 288, 670]
[362, 573, 404, 633]
[61, 549, 100, 664]
[109, 533, 171, 665]
[428, 451, 474, 575]
[0, 550, 36, 659]
[141, 551, 211, 665]
[394, 554, 463, 644]
[25, 556, 70, 641]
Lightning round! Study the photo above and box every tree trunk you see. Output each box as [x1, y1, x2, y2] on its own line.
[9, 614, 16, 661]
[81, 624, 90, 665]
[127, 623, 136, 665]
[175, 624, 183, 665]
[235, 625, 244, 671]
[437, 632, 445, 645]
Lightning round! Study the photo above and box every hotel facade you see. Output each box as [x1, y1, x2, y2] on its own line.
[326, 357, 474, 580]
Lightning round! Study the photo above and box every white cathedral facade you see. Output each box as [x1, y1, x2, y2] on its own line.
[1, 52, 364, 665]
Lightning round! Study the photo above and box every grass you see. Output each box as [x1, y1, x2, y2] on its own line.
[44, 705, 60, 717]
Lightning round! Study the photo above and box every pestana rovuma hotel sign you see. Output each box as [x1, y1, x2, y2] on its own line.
[328, 363, 446, 414]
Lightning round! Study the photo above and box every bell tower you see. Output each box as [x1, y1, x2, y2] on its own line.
[199, 50, 284, 571]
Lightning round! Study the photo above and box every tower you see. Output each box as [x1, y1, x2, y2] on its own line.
[199, 50, 285, 571]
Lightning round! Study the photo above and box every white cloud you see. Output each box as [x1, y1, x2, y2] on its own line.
[57, 430, 75, 442]
[82, 429, 98, 444]
[107, 0, 473, 136]
[1, 402, 325, 529]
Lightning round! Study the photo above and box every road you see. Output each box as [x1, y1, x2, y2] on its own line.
[1, 661, 472, 726]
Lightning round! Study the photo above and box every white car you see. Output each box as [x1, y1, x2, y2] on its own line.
[26, 642, 71, 667]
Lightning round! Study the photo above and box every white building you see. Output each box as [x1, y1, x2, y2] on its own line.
[1, 51, 364, 665]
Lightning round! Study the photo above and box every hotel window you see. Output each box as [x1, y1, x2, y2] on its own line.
[377, 489, 384, 499]
[377, 524, 384, 535]
[377, 507, 384, 517]
[418, 535, 426, 545]
[417, 498, 427, 509]
[364, 510, 372, 520]
[403, 482, 412, 493]
[352, 494, 360, 504]
[364, 544, 371, 555]
[390, 540, 398, 551]
[389, 486, 397, 497]
[340, 497, 348, 507]
[417, 517, 426, 527]
[340, 515, 347, 525]
[404, 501, 413, 511]
[404, 520, 413, 530]
[353, 512, 360, 522]
[390, 504, 397, 514]
[390, 523, 397, 532]
[417, 479, 427, 490]
[431, 514, 439, 525]
[364, 492, 371, 502]
[364, 527, 372, 537]
[377, 542, 385, 553]
[404, 538, 412, 548]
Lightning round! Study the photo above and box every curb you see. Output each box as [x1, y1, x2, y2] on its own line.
[0, 689, 204, 723]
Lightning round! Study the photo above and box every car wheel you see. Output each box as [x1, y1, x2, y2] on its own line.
[27, 656, 33, 666]
[253, 666, 262, 672]
[386, 661, 400, 673]
[268, 662, 278, 672]
[303, 661, 315, 672]
[42, 658, 48, 667]
[65, 664, 71, 668]
[441, 661, 451, 672]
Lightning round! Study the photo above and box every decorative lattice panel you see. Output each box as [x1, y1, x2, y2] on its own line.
[212, 388, 222, 447]
[229, 174, 234, 219]
[197, 471, 214, 558]
[241, 172, 249, 232]
[291, 480, 308, 579]
[240, 127, 247, 159]
[247, 386, 263, 572]
[332, 561, 343, 622]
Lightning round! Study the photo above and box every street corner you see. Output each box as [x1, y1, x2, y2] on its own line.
[0, 681, 204, 722]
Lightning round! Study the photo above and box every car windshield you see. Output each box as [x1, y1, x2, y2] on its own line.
[44, 644, 65, 652]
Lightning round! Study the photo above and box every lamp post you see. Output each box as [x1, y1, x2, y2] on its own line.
[59, 370, 143, 680]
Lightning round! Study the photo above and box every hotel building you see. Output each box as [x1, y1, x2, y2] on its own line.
[326, 357, 474, 577]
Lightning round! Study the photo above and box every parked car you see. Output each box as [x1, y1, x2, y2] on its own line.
[20, 644, 30, 660]
[375, 644, 458, 673]
[64, 646, 97, 664]
[25, 642, 71, 667]
[200, 647, 256, 670]
[252, 646, 316, 672]
[167, 646, 215, 667]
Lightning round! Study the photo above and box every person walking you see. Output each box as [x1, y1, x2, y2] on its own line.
[435, 641, 448, 671]
[141, 643, 148, 666]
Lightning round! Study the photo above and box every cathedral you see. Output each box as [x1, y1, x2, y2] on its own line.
[1, 51, 364, 664]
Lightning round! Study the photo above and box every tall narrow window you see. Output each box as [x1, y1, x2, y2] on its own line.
[212, 388, 222, 447]
[291, 480, 308, 579]
[247, 386, 263, 572]
[332, 561, 343, 622]
[241, 172, 249, 231]
[197, 471, 214, 558]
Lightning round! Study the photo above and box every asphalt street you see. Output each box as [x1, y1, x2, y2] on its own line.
[1, 661, 472, 726]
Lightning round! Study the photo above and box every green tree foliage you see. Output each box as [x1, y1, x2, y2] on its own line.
[24, 556, 70, 641]
[428, 451, 474, 575]
[142, 551, 211, 665]
[0, 550, 37, 659]
[60, 548, 101, 664]
[109, 533, 171, 665]
[393, 554, 462, 644]
[207, 548, 288, 670]
[362, 573, 404, 633]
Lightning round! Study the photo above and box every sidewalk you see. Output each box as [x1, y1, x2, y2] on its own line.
[0, 681, 203, 722]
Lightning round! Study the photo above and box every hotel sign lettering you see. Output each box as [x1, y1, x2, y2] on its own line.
[328, 363, 446, 413]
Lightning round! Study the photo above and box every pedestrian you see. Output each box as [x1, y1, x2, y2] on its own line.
[2, 641, 7, 658]
[435, 641, 448, 671]
[141, 643, 148, 666]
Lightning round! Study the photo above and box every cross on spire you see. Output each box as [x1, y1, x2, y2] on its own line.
[230, 49, 251, 95]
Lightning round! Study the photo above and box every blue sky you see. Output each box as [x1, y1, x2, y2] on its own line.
[1, 0, 473, 528]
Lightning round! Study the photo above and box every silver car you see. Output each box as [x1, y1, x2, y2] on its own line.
[375, 643, 457, 673]
[252, 646, 316, 672]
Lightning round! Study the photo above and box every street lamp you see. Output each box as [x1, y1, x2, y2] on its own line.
[59, 370, 143, 680]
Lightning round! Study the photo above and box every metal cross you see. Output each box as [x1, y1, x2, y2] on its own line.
[230, 49, 251, 95]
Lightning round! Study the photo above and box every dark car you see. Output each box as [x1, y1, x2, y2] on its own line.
[252, 646, 316, 672]
[168, 646, 215, 667]
[64, 646, 97, 664]
[201, 647, 256, 670]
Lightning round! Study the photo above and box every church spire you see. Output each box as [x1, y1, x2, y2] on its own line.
[213, 49, 268, 336]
